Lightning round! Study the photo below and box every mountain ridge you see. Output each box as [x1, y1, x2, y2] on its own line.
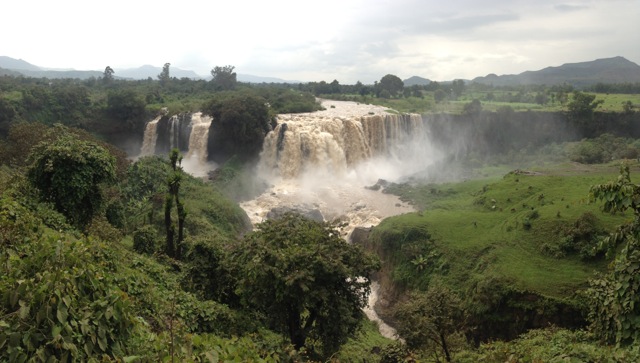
[1, 55, 639, 86]
[469, 56, 640, 87]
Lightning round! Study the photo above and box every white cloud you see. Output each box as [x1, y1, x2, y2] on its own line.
[3, 0, 639, 83]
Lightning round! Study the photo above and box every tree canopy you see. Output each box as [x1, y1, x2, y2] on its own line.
[27, 126, 116, 228]
[567, 91, 604, 121]
[210, 65, 237, 91]
[379, 74, 404, 98]
[204, 93, 273, 163]
[233, 213, 380, 358]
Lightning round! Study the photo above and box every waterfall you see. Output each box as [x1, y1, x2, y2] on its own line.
[139, 112, 215, 176]
[258, 113, 428, 179]
[186, 112, 212, 163]
[140, 115, 161, 156]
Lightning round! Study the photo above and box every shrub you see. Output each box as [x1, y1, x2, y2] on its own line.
[0, 233, 136, 361]
[133, 225, 158, 255]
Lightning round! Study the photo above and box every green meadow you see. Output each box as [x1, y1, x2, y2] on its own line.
[376, 161, 638, 299]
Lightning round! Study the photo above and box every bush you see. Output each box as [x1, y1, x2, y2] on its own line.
[133, 225, 158, 255]
[569, 141, 605, 164]
[379, 342, 415, 363]
[0, 232, 136, 361]
[541, 212, 604, 259]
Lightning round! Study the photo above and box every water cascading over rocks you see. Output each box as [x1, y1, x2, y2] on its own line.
[139, 112, 212, 161]
[258, 113, 427, 178]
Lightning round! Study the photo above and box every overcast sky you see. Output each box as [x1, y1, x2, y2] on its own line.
[3, 0, 639, 83]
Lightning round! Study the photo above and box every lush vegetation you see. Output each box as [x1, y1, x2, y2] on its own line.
[0, 119, 401, 361]
[3, 68, 640, 361]
[0, 68, 322, 155]
[234, 213, 380, 358]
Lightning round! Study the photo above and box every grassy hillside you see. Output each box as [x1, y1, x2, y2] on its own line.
[379, 162, 634, 295]
[364, 161, 638, 349]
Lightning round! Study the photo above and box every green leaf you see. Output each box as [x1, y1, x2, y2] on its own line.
[51, 325, 62, 338]
[56, 305, 68, 323]
[97, 336, 107, 352]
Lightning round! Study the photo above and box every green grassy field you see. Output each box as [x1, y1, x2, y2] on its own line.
[356, 91, 640, 114]
[377, 161, 639, 299]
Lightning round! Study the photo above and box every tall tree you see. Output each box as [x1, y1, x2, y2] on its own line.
[210, 65, 237, 91]
[158, 62, 171, 85]
[451, 79, 465, 98]
[164, 148, 186, 259]
[233, 213, 380, 358]
[102, 66, 114, 84]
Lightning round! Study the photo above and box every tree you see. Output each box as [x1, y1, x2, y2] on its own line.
[434, 89, 447, 103]
[379, 74, 404, 98]
[106, 89, 147, 130]
[164, 148, 186, 259]
[451, 79, 465, 99]
[0, 98, 16, 135]
[204, 93, 273, 163]
[102, 66, 114, 84]
[233, 213, 380, 358]
[567, 91, 603, 122]
[210, 65, 237, 91]
[463, 99, 482, 115]
[622, 100, 635, 114]
[27, 126, 116, 229]
[158, 62, 171, 85]
[393, 283, 467, 362]
[587, 165, 640, 345]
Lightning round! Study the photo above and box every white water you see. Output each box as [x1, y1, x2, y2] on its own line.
[139, 112, 216, 177]
[240, 100, 438, 339]
[183, 112, 216, 177]
[139, 115, 161, 156]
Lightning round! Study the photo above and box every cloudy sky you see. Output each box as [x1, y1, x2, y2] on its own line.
[3, 0, 639, 83]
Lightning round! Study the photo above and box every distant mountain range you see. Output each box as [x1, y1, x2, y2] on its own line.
[1, 55, 639, 87]
[470, 56, 640, 87]
[0, 56, 298, 83]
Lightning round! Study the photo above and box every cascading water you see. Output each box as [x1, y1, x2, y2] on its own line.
[140, 115, 161, 156]
[186, 112, 212, 164]
[258, 111, 430, 181]
[138, 101, 436, 339]
[139, 112, 215, 176]
[241, 100, 438, 340]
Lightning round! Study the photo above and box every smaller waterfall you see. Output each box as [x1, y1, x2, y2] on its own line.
[186, 112, 213, 164]
[140, 115, 161, 156]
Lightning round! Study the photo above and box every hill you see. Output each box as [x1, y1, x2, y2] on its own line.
[0, 55, 41, 71]
[472, 56, 640, 87]
[237, 73, 300, 84]
[115, 64, 203, 79]
[403, 75, 431, 86]
[0, 67, 23, 76]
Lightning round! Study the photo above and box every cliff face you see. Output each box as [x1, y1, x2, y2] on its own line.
[425, 110, 640, 160]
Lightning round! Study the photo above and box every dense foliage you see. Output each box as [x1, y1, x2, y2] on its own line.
[3, 69, 640, 361]
[234, 213, 380, 358]
[587, 165, 640, 345]
[204, 92, 274, 163]
[27, 126, 116, 229]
